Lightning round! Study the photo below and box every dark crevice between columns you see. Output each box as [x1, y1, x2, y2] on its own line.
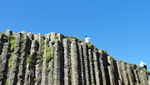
[112, 59, 120, 85]
[60, 41, 64, 85]
[0, 43, 9, 85]
[102, 53, 110, 85]
[96, 52, 103, 85]
[86, 45, 91, 85]
[91, 51, 96, 85]
[80, 45, 86, 85]
[77, 43, 82, 85]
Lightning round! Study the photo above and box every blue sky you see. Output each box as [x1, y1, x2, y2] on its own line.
[0, 0, 150, 70]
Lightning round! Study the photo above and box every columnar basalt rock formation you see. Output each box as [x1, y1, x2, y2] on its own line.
[0, 30, 150, 85]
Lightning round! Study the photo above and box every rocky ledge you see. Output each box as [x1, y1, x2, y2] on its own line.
[0, 30, 150, 85]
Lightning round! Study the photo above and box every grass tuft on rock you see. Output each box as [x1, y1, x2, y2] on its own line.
[46, 47, 52, 62]
[10, 36, 16, 51]
[8, 56, 13, 68]
[54, 36, 59, 39]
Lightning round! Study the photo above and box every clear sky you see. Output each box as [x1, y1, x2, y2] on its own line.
[0, 0, 150, 70]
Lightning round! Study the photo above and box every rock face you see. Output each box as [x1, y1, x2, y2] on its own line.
[0, 30, 150, 85]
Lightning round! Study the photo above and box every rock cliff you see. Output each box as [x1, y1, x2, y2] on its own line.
[0, 30, 150, 85]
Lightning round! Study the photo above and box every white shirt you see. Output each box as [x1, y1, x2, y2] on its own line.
[85, 37, 90, 43]
[140, 61, 146, 67]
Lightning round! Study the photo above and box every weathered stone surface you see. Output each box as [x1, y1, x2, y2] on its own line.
[107, 56, 119, 85]
[17, 32, 28, 85]
[82, 42, 90, 85]
[5, 29, 12, 37]
[88, 48, 94, 85]
[78, 43, 84, 85]
[0, 42, 9, 85]
[70, 38, 79, 85]
[63, 38, 71, 85]
[41, 39, 48, 85]
[93, 50, 101, 85]
[27, 33, 34, 40]
[50, 32, 57, 41]
[0, 34, 4, 56]
[0, 30, 150, 85]
[9, 33, 21, 85]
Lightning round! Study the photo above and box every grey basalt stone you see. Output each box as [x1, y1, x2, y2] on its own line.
[41, 39, 49, 85]
[107, 56, 119, 85]
[5, 29, 12, 37]
[93, 51, 101, 85]
[16, 32, 28, 85]
[0, 30, 150, 85]
[27, 33, 34, 40]
[8, 33, 21, 85]
[0, 34, 3, 54]
[52, 40, 62, 85]
[50, 32, 57, 41]
[81, 42, 90, 85]
[63, 38, 71, 85]
[56, 33, 64, 42]
[88, 48, 95, 85]
[70, 39, 79, 85]
[0, 42, 9, 85]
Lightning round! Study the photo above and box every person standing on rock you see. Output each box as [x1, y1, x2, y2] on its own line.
[140, 61, 147, 70]
[85, 36, 90, 43]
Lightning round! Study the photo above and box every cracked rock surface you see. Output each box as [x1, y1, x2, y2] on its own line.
[0, 30, 150, 85]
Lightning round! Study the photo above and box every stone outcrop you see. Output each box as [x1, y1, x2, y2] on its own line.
[0, 29, 150, 85]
